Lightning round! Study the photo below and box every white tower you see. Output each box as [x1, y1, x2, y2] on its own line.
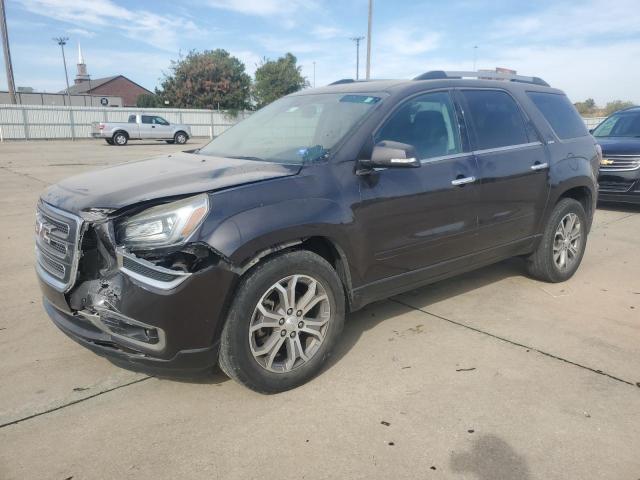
[74, 43, 90, 84]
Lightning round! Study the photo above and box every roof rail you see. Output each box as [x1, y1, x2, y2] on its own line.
[329, 79, 356, 85]
[413, 70, 550, 87]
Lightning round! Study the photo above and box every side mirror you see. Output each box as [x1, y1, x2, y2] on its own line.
[588, 128, 594, 134]
[359, 141, 421, 172]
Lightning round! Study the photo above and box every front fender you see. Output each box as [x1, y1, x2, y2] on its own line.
[203, 197, 355, 267]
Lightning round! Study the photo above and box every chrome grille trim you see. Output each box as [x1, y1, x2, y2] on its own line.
[600, 155, 640, 172]
[35, 201, 83, 292]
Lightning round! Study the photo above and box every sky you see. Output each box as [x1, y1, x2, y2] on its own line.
[1, 0, 639, 104]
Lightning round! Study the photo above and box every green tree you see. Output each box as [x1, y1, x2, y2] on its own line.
[603, 100, 635, 116]
[252, 53, 308, 109]
[136, 93, 160, 108]
[574, 98, 596, 116]
[158, 49, 251, 110]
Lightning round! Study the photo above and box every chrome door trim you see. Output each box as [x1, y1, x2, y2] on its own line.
[473, 141, 542, 156]
[531, 162, 549, 171]
[451, 176, 476, 186]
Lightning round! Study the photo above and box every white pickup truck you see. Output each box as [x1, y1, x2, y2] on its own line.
[91, 114, 191, 146]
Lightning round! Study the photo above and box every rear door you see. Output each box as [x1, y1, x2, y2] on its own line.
[457, 88, 550, 249]
[358, 90, 480, 284]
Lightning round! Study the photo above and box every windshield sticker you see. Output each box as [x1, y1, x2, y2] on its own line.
[339, 95, 381, 104]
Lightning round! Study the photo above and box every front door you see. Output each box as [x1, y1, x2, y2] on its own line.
[457, 89, 550, 250]
[357, 90, 480, 287]
[152, 116, 172, 139]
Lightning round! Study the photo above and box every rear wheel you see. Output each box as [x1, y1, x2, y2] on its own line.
[174, 131, 188, 145]
[219, 250, 345, 393]
[527, 198, 588, 282]
[113, 132, 128, 146]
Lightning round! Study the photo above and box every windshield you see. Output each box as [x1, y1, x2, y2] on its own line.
[593, 111, 640, 138]
[198, 93, 383, 163]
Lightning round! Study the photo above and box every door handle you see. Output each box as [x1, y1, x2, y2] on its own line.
[530, 162, 549, 171]
[151, 125, 156, 128]
[451, 176, 476, 186]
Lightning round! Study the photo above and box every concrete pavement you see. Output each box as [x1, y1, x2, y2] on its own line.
[0, 140, 638, 479]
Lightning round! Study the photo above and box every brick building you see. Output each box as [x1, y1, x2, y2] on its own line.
[61, 45, 153, 107]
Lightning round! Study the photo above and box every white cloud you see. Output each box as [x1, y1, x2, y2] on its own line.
[378, 26, 441, 56]
[17, 0, 202, 51]
[205, 0, 316, 17]
[311, 25, 344, 40]
[66, 28, 95, 38]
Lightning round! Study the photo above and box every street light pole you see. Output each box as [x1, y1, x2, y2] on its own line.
[53, 37, 72, 106]
[473, 45, 478, 71]
[0, 0, 17, 104]
[350, 36, 364, 80]
[312, 61, 316, 88]
[365, 0, 373, 80]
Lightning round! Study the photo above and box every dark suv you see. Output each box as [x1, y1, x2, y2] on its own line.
[591, 106, 640, 203]
[36, 71, 600, 393]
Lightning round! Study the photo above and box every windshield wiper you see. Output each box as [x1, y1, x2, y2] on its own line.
[227, 155, 266, 161]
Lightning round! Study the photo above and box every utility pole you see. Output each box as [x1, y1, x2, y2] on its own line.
[0, 0, 17, 104]
[53, 36, 75, 140]
[53, 37, 72, 106]
[365, 0, 373, 80]
[350, 36, 364, 80]
[312, 61, 316, 88]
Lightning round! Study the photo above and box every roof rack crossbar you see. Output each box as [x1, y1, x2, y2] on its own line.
[413, 70, 550, 87]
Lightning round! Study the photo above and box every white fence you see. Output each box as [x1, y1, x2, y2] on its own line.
[0, 104, 250, 140]
[583, 116, 606, 130]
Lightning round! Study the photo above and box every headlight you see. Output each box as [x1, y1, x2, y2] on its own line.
[116, 194, 209, 248]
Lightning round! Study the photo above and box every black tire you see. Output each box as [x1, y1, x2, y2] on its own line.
[219, 250, 345, 394]
[526, 198, 588, 283]
[165, 140, 175, 144]
[105, 139, 114, 145]
[113, 131, 128, 146]
[174, 131, 188, 145]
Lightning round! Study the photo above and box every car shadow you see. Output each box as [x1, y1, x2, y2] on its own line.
[325, 257, 526, 371]
[597, 201, 640, 213]
[449, 433, 531, 479]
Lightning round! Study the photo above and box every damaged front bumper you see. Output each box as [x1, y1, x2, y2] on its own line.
[36, 201, 239, 375]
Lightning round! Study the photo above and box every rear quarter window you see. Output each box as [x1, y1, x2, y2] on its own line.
[527, 92, 588, 140]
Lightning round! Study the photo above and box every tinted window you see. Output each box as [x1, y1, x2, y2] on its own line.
[375, 91, 461, 159]
[141, 115, 153, 124]
[127, 115, 136, 123]
[153, 116, 169, 125]
[593, 111, 640, 138]
[461, 90, 529, 149]
[528, 92, 588, 139]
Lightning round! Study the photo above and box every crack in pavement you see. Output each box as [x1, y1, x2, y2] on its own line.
[0, 165, 50, 185]
[0, 376, 151, 429]
[392, 298, 639, 389]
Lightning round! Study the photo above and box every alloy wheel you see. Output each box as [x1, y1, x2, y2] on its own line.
[249, 275, 331, 373]
[553, 212, 582, 270]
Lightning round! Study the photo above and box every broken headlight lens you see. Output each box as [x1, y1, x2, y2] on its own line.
[117, 194, 209, 248]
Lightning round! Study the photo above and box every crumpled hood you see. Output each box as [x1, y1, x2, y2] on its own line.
[596, 137, 640, 156]
[41, 151, 302, 213]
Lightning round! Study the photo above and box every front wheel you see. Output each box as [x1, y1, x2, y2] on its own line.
[219, 251, 345, 393]
[526, 198, 588, 282]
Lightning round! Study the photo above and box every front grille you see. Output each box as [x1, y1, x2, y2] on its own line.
[35, 202, 82, 291]
[598, 180, 635, 192]
[600, 155, 640, 171]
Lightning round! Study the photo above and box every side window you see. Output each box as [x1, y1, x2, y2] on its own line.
[527, 92, 588, 140]
[127, 115, 136, 123]
[461, 90, 529, 150]
[375, 91, 461, 159]
[141, 115, 153, 124]
[153, 116, 169, 125]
